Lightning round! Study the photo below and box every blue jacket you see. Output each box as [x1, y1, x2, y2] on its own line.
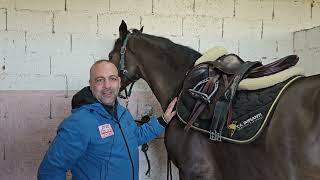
[37, 102, 165, 180]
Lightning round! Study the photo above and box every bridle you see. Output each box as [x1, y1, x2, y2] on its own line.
[117, 32, 139, 99]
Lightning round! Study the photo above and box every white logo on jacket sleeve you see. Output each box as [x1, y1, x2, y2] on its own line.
[98, 124, 114, 138]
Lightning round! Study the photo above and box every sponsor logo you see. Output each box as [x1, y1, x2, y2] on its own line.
[236, 113, 263, 130]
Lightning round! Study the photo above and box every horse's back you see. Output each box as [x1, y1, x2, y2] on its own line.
[266, 74, 320, 179]
[269, 74, 320, 128]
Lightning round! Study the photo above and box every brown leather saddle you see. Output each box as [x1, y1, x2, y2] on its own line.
[179, 54, 299, 140]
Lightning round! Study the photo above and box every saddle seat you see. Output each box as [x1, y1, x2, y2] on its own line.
[206, 54, 299, 78]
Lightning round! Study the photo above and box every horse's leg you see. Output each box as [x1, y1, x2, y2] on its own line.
[266, 78, 320, 180]
[165, 118, 222, 180]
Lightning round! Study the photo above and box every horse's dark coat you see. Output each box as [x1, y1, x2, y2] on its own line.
[109, 21, 320, 180]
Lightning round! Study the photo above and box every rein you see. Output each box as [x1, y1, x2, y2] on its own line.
[119, 33, 151, 176]
[135, 115, 152, 177]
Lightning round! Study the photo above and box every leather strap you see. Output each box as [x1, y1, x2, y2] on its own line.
[209, 61, 261, 141]
[184, 67, 220, 131]
[184, 76, 215, 131]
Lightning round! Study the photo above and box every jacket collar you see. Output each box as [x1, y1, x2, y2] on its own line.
[72, 101, 127, 121]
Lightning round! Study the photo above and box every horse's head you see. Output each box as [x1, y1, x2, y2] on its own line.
[108, 20, 144, 92]
[108, 20, 201, 107]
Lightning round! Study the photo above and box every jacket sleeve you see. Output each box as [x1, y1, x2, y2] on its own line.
[37, 116, 89, 180]
[135, 116, 165, 146]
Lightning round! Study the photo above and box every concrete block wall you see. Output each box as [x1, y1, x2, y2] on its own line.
[0, 0, 320, 180]
[1, 0, 320, 90]
[294, 25, 320, 75]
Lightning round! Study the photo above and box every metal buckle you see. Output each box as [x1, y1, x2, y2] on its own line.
[120, 46, 126, 55]
[210, 130, 222, 141]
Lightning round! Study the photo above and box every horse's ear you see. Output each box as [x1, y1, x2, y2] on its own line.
[140, 26, 144, 33]
[119, 20, 128, 38]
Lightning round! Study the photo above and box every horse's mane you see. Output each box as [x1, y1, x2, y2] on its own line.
[131, 30, 202, 68]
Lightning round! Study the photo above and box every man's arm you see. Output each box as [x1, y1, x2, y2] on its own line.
[134, 97, 177, 145]
[37, 117, 89, 180]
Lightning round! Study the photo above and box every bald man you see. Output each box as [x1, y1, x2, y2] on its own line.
[38, 60, 177, 180]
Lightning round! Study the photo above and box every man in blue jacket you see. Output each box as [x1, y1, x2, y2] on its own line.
[37, 60, 177, 180]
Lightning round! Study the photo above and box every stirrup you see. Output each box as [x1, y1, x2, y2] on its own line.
[188, 78, 219, 103]
[210, 130, 222, 141]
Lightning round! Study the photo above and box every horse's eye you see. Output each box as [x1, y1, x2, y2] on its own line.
[109, 52, 114, 60]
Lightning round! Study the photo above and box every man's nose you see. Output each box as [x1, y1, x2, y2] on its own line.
[102, 79, 111, 88]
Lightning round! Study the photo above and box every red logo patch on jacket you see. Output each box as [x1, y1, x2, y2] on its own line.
[98, 123, 114, 138]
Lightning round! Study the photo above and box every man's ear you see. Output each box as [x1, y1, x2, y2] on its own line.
[118, 76, 121, 85]
[89, 80, 93, 89]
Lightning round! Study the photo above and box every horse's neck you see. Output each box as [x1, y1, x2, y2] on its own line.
[138, 48, 198, 110]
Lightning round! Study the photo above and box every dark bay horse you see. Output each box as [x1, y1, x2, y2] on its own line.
[109, 20, 320, 180]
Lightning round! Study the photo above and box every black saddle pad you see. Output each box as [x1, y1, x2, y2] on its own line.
[177, 76, 301, 144]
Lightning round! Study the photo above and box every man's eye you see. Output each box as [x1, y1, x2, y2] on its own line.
[96, 78, 104, 83]
[110, 77, 118, 81]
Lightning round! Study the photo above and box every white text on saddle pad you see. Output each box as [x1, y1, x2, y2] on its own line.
[237, 113, 263, 130]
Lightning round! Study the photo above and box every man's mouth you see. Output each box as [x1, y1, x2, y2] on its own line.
[102, 90, 113, 97]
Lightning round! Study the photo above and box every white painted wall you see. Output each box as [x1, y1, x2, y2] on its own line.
[294, 26, 320, 75]
[1, 0, 320, 180]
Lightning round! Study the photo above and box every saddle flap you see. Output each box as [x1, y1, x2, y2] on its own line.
[210, 54, 248, 75]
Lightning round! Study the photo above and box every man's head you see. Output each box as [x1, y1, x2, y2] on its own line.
[89, 60, 121, 106]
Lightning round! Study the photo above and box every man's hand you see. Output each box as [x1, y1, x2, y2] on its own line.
[124, 98, 129, 108]
[162, 97, 177, 123]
